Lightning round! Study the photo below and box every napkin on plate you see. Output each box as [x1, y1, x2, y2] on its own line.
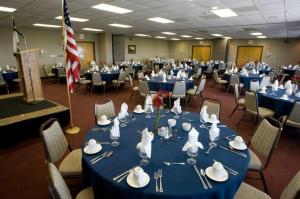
[144, 95, 154, 112]
[209, 123, 220, 141]
[171, 99, 182, 114]
[182, 127, 204, 151]
[118, 103, 129, 120]
[200, 105, 209, 123]
[110, 117, 120, 137]
[136, 128, 154, 158]
[176, 70, 182, 78]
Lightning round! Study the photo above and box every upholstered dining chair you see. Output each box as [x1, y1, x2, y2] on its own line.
[193, 68, 202, 79]
[234, 170, 300, 199]
[0, 73, 9, 94]
[171, 81, 187, 106]
[40, 118, 82, 179]
[250, 79, 260, 91]
[227, 74, 243, 93]
[245, 117, 282, 194]
[213, 70, 228, 89]
[43, 65, 56, 80]
[187, 76, 206, 102]
[237, 91, 274, 126]
[259, 76, 271, 88]
[229, 83, 245, 118]
[91, 72, 106, 94]
[57, 68, 66, 83]
[137, 72, 145, 80]
[94, 100, 116, 123]
[112, 71, 127, 90]
[280, 100, 300, 129]
[268, 71, 275, 83]
[201, 98, 221, 119]
[129, 75, 139, 100]
[206, 64, 213, 76]
[48, 162, 94, 199]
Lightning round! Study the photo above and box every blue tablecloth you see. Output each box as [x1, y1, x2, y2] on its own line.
[153, 62, 164, 69]
[86, 71, 120, 83]
[223, 74, 263, 90]
[284, 69, 296, 76]
[82, 110, 250, 199]
[257, 88, 299, 118]
[148, 77, 194, 92]
[132, 64, 143, 71]
[1, 71, 18, 83]
[173, 69, 193, 77]
[200, 65, 219, 72]
[258, 69, 271, 75]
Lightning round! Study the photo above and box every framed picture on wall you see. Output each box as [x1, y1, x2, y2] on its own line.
[128, 45, 136, 54]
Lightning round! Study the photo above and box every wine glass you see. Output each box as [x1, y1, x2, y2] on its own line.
[139, 149, 150, 166]
[186, 146, 198, 165]
[119, 115, 127, 127]
[145, 105, 152, 118]
[110, 132, 120, 147]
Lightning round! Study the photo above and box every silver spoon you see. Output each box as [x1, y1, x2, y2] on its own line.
[163, 161, 185, 166]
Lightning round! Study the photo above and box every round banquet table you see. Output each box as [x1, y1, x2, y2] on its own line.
[147, 77, 194, 92]
[256, 88, 300, 118]
[132, 64, 143, 71]
[258, 68, 271, 75]
[283, 69, 296, 76]
[1, 71, 18, 83]
[82, 110, 250, 199]
[85, 71, 120, 83]
[173, 69, 193, 77]
[223, 73, 263, 90]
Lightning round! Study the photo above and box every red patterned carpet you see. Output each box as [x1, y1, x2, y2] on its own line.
[0, 79, 299, 199]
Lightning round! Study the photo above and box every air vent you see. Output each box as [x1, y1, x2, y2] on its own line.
[234, 6, 258, 12]
[242, 28, 257, 32]
[200, 15, 219, 20]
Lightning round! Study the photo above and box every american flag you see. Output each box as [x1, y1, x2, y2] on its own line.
[63, 0, 81, 93]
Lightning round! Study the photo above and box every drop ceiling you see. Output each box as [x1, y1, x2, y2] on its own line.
[0, 0, 300, 39]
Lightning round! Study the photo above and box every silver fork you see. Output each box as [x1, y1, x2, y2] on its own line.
[91, 151, 113, 164]
[157, 169, 163, 192]
[154, 172, 159, 192]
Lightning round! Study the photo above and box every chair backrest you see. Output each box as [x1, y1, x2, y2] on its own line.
[233, 83, 240, 104]
[280, 170, 300, 199]
[213, 70, 218, 81]
[250, 79, 260, 91]
[244, 91, 258, 113]
[279, 74, 286, 85]
[201, 98, 221, 119]
[0, 73, 5, 83]
[155, 65, 160, 73]
[94, 100, 116, 121]
[118, 71, 127, 81]
[58, 68, 65, 76]
[142, 65, 147, 72]
[193, 64, 199, 74]
[92, 72, 102, 84]
[128, 75, 134, 87]
[196, 68, 202, 78]
[207, 65, 213, 73]
[172, 81, 186, 96]
[219, 63, 227, 70]
[268, 71, 275, 82]
[128, 65, 134, 73]
[260, 76, 270, 88]
[40, 118, 69, 163]
[250, 117, 282, 169]
[43, 65, 49, 75]
[196, 77, 206, 94]
[230, 74, 240, 85]
[138, 80, 149, 95]
[48, 162, 72, 199]
[287, 101, 300, 123]
[138, 72, 144, 79]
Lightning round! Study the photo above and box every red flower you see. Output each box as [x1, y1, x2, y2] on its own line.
[153, 95, 163, 108]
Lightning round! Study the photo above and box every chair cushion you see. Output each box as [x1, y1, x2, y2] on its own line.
[133, 86, 139, 91]
[80, 80, 92, 84]
[217, 79, 228, 84]
[238, 98, 245, 105]
[248, 149, 262, 170]
[187, 89, 196, 95]
[234, 182, 271, 199]
[285, 119, 300, 128]
[172, 94, 186, 98]
[59, 149, 82, 177]
[76, 187, 94, 199]
[93, 81, 106, 86]
[258, 107, 275, 118]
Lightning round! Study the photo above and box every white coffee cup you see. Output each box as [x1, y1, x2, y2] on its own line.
[212, 162, 225, 177]
[132, 167, 145, 186]
[210, 114, 218, 123]
[168, 119, 176, 127]
[182, 122, 191, 131]
[100, 115, 108, 123]
[282, 94, 288, 99]
[233, 136, 245, 147]
[135, 105, 143, 112]
[88, 139, 97, 152]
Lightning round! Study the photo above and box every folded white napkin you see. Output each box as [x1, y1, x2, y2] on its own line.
[144, 95, 154, 112]
[285, 80, 292, 90]
[200, 105, 209, 123]
[6, 65, 10, 70]
[170, 70, 174, 76]
[209, 123, 220, 141]
[171, 99, 182, 114]
[136, 128, 154, 158]
[110, 117, 120, 137]
[182, 127, 204, 151]
[151, 70, 155, 77]
[118, 103, 129, 120]
[176, 71, 182, 78]
[189, 76, 193, 80]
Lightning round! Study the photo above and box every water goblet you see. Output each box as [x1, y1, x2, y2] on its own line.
[110, 133, 120, 147]
[186, 146, 198, 165]
[139, 149, 150, 166]
[145, 106, 152, 119]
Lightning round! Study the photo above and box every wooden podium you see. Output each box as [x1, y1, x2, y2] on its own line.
[16, 49, 44, 103]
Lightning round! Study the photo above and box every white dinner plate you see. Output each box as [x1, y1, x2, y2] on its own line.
[83, 144, 102, 155]
[134, 109, 144, 114]
[205, 167, 228, 182]
[127, 172, 150, 188]
[97, 120, 111, 126]
[280, 97, 289, 100]
[229, 141, 247, 151]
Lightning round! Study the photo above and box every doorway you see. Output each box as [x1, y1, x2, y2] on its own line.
[77, 42, 95, 69]
[236, 46, 263, 66]
[192, 46, 211, 62]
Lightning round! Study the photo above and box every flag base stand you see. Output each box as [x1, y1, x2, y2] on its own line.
[65, 126, 80, 134]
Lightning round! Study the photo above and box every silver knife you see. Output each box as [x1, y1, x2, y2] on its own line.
[193, 165, 208, 189]
[219, 146, 247, 158]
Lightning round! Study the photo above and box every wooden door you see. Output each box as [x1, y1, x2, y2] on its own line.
[77, 42, 95, 69]
[236, 46, 263, 66]
[192, 46, 211, 62]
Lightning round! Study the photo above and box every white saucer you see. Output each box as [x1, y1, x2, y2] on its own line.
[205, 167, 228, 182]
[126, 172, 150, 188]
[134, 109, 144, 114]
[260, 91, 266, 94]
[208, 119, 220, 124]
[229, 141, 247, 150]
[280, 97, 289, 100]
[83, 144, 102, 155]
[97, 120, 111, 126]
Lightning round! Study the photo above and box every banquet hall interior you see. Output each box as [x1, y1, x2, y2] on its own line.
[0, 0, 300, 199]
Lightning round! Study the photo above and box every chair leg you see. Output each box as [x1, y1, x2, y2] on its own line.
[260, 171, 269, 194]
[236, 112, 245, 126]
[229, 105, 238, 118]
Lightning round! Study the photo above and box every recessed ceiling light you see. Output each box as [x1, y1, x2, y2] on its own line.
[171, 38, 180, 41]
[251, 32, 263, 36]
[211, 6, 218, 10]
[55, 16, 89, 22]
[109, 23, 132, 28]
[82, 28, 103, 32]
[0, 6, 16, 12]
[92, 3, 132, 14]
[211, 9, 237, 17]
[162, 32, 176, 35]
[211, 33, 223, 37]
[135, 34, 150, 37]
[222, 36, 232, 39]
[181, 35, 192, 38]
[148, 17, 174, 24]
[257, 36, 267, 38]
[194, 38, 204, 40]
[33, 23, 61, 28]
[155, 36, 166, 39]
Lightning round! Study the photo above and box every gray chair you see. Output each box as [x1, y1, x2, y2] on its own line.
[201, 98, 221, 119]
[193, 68, 202, 79]
[259, 76, 271, 88]
[187, 76, 206, 102]
[91, 72, 106, 94]
[112, 71, 127, 90]
[213, 70, 228, 89]
[0, 73, 9, 94]
[137, 72, 145, 80]
[94, 100, 116, 123]
[129, 75, 139, 100]
[227, 74, 243, 93]
[280, 100, 300, 129]
[43, 65, 56, 80]
[48, 162, 94, 199]
[138, 80, 156, 99]
[40, 118, 82, 179]
[230, 83, 245, 118]
[171, 81, 187, 106]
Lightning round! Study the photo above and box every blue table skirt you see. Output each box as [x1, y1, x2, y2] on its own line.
[257, 88, 299, 118]
[86, 71, 120, 83]
[148, 77, 194, 92]
[223, 74, 263, 90]
[173, 69, 193, 77]
[82, 110, 250, 199]
[200, 65, 219, 72]
[1, 72, 18, 83]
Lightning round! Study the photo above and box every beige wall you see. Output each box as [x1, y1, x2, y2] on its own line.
[212, 38, 228, 60]
[228, 38, 300, 66]
[169, 40, 214, 60]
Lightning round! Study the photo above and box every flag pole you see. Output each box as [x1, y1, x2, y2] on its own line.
[61, 0, 80, 134]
